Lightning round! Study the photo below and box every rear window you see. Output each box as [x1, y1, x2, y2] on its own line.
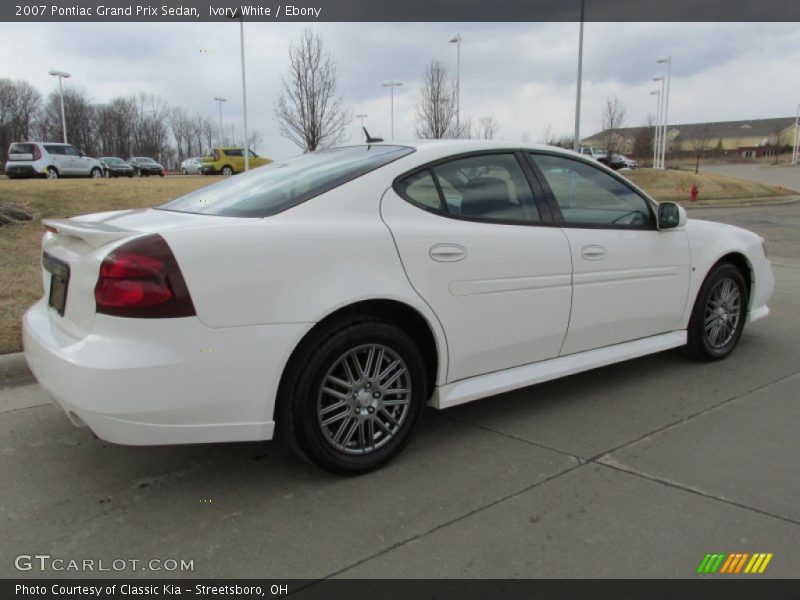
[9, 143, 36, 158]
[159, 145, 414, 218]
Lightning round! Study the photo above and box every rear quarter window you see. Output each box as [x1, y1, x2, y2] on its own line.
[159, 145, 414, 218]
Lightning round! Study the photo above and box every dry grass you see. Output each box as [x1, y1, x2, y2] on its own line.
[0, 169, 797, 354]
[0, 176, 213, 354]
[623, 168, 796, 203]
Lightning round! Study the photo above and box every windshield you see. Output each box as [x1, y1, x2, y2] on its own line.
[159, 145, 414, 218]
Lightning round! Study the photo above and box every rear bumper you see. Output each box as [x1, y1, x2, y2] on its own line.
[5, 165, 41, 178]
[23, 300, 309, 445]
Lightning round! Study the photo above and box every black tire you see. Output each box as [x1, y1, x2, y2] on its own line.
[221, 165, 234, 176]
[46, 167, 58, 180]
[684, 262, 748, 361]
[280, 318, 428, 475]
[181, 168, 187, 175]
[90, 167, 103, 179]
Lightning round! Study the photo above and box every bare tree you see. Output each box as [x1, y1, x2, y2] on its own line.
[599, 94, 627, 158]
[0, 79, 42, 165]
[414, 59, 459, 139]
[540, 123, 556, 145]
[476, 117, 499, 140]
[275, 28, 351, 152]
[631, 114, 656, 164]
[690, 124, 715, 173]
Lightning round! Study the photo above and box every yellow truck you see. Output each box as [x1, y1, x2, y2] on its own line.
[201, 147, 271, 176]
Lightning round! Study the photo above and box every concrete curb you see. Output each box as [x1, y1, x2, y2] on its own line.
[0, 352, 34, 387]
[681, 196, 800, 209]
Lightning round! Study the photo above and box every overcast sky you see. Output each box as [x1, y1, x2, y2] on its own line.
[1, 22, 798, 158]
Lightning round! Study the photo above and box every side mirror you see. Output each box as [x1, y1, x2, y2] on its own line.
[657, 202, 687, 230]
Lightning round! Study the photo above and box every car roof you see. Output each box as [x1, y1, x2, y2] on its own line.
[353, 139, 588, 164]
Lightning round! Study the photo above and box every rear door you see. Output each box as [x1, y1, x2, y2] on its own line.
[381, 151, 572, 383]
[528, 152, 690, 355]
[225, 149, 244, 172]
[61, 145, 86, 175]
[44, 145, 70, 174]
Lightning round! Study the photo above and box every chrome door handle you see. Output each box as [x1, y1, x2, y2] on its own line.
[580, 245, 607, 260]
[430, 243, 468, 262]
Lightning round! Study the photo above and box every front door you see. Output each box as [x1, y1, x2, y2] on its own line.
[529, 152, 691, 356]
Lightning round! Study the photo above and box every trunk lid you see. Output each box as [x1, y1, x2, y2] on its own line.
[40, 208, 250, 340]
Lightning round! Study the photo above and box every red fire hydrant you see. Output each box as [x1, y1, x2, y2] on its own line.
[690, 184, 699, 202]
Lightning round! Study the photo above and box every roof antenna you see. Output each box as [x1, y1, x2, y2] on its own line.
[363, 127, 383, 143]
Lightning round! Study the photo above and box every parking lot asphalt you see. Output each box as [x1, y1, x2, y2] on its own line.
[1, 203, 798, 579]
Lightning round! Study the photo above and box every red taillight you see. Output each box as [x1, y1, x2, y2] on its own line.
[33, 145, 42, 161]
[94, 234, 195, 318]
[213, 149, 220, 161]
[44, 225, 58, 234]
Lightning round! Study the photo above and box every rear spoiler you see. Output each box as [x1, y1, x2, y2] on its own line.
[42, 218, 134, 249]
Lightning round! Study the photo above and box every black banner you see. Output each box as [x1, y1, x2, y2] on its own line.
[4, 0, 800, 22]
[3, 579, 800, 600]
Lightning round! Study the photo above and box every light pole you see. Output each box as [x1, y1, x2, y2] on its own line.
[573, 0, 585, 152]
[382, 82, 402, 140]
[226, 11, 249, 170]
[793, 103, 799, 165]
[650, 90, 662, 169]
[657, 57, 672, 169]
[48, 69, 71, 144]
[355, 113, 368, 141]
[449, 33, 461, 135]
[652, 76, 665, 169]
[213, 96, 226, 143]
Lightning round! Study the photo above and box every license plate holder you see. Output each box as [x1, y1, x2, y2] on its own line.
[43, 253, 70, 317]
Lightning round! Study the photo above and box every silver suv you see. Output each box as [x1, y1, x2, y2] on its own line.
[5, 142, 105, 179]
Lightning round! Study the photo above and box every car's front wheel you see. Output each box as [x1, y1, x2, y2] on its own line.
[281, 319, 428, 474]
[221, 165, 234, 176]
[90, 167, 103, 178]
[685, 262, 748, 361]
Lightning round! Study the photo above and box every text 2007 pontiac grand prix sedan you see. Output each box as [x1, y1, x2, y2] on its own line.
[23, 141, 774, 474]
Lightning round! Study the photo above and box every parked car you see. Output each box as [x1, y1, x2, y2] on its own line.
[24, 141, 773, 474]
[200, 147, 271, 176]
[127, 157, 165, 177]
[180, 157, 203, 175]
[608, 154, 638, 170]
[100, 157, 135, 178]
[4, 142, 104, 179]
[578, 146, 608, 162]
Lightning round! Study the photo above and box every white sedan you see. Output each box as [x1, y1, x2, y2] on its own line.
[23, 141, 774, 474]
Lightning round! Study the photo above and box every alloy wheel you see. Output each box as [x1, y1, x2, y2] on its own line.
[704, 277, 742, 349]
[317, 343, 412, 455]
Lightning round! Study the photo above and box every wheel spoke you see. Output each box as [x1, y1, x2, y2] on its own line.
[341, 418, 359, 448]
[321, 409, 350, 428]
[332, 417, 352, 445]
[383, 398, 411, 407]
[322, 386, 350, 401]
[326, 374, 351, 389]
[320, 400, 347, 416]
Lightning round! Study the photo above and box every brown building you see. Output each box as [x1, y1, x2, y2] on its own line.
[582, 117, 799, 158]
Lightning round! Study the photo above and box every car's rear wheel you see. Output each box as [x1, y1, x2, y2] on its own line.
[181, 168, 187, 175]
[221, 165, 233, 176]
[46, 167, 58, 180]
[685, 263, 748, 361]
[281, 319, 427, 474]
